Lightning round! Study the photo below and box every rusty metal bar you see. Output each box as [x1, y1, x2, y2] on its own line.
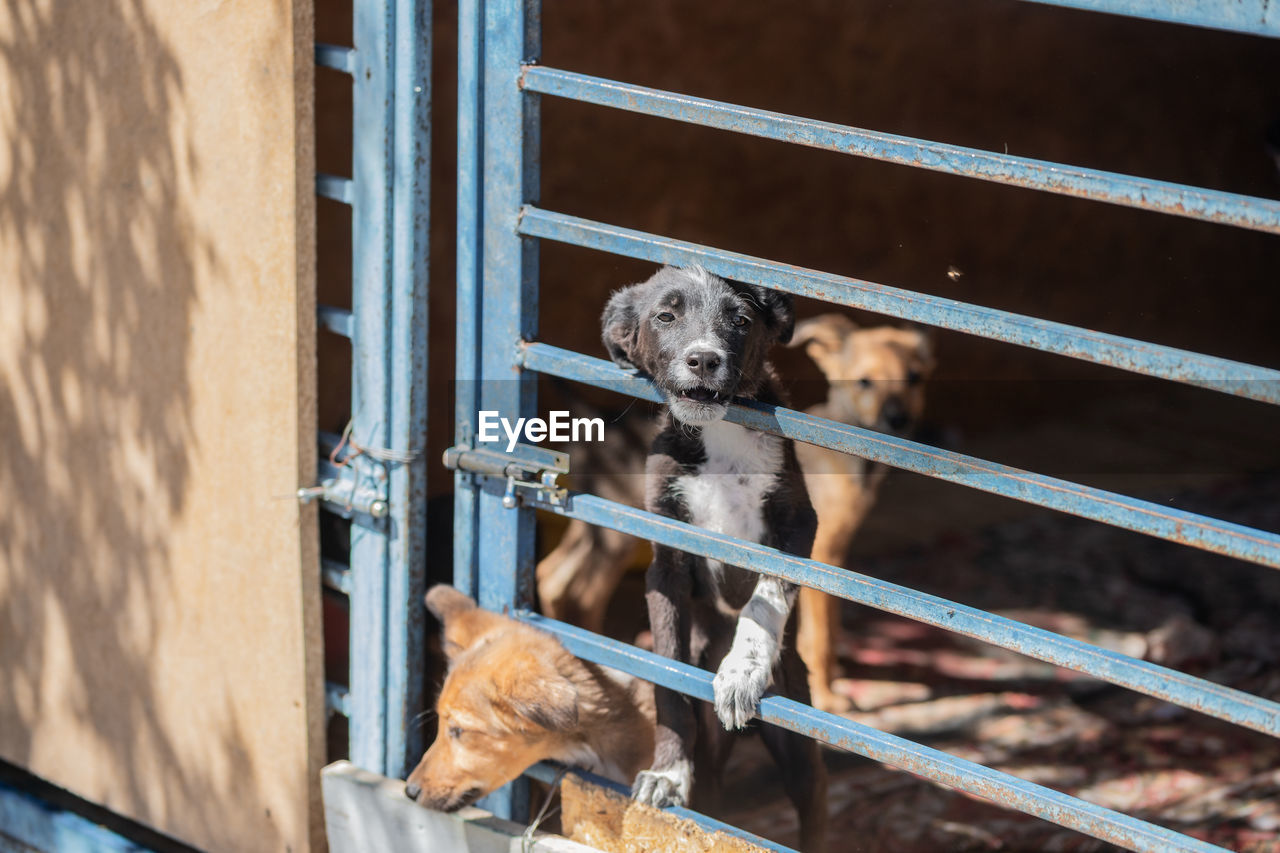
[516, 492, 1280, 737]
[521, 613, 1231, 853]
[1018, 0, 1280, 37]
[519, 66, 1280, 235]
[517, 342, 1280, 570]
[518, 207, 1280, 405]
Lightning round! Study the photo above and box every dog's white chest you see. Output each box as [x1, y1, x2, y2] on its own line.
[674, 421, 783, 559]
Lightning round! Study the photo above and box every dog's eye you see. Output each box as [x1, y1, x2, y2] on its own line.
[858, 378, 873, 389]
[732, 315, 751, 328]
[906, 370, 922, 386]
[655, 312, 675, 323]
[448, 725, 463, 739]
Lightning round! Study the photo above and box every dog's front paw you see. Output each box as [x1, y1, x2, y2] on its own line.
[713, 652, 772, 730]
[631, 761, 693, 808]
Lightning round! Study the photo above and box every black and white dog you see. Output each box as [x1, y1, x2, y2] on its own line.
[602, 265, 827, 851]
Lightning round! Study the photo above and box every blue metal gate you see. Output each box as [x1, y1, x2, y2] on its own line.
[312, 0, 431, 781]
[453, 2, 1280, 851]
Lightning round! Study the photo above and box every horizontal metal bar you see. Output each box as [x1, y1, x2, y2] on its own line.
[521, 486, 1280, 737]
[519, 342, 1280, 569]
[518, 207, 1280, 405]
[318, 304, 354, 339]
[322, 558, 352, 596]
[1019, 0, 1280, 38]
[520, 67, 1280, 235]
[315, 42, 356, 74]
[524, 762, 795, 853]
[326, 681, 351, 717]
[316, 172, 354, 205]
[520, 614, 1229, 853]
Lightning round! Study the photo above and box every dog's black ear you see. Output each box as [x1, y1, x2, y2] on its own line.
[498, 664, 579, 732]
[731, 281, 796, 344]
[601, 283, 645, 369]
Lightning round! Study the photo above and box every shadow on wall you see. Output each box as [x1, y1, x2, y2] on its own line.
[0, 2, 279, 849]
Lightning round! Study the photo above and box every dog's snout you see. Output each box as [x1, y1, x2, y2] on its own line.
[684, 350, 722, 378]
[405, 781, 422, 801]
[882, 400, 909, 431]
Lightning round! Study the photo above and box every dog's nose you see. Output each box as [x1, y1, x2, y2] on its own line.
[882, 400, 909, 431]
[684, 350, 722, 378]
[405, 782, 422, 801]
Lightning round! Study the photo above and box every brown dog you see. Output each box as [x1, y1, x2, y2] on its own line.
[404, 585, 655, 811]
[791, 314, 934, 713]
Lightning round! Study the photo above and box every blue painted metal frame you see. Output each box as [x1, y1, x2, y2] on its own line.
[456, 2, 1280, 850]
[313, 0, 431, 781]
[519, 67, 1280, 236]
[1018, 0, 1280, 37]
[522, 488, 1280, 738]
[454, 0, 540, 822]
[520, 615, 1233, 853]
[518, 342, 1280, 569]
[517, 208, 1280, 405]
[0, 782, 151, 853]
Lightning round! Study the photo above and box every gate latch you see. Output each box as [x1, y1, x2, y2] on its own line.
[297, 475, 389, 519]
[443, 443, 569, 508]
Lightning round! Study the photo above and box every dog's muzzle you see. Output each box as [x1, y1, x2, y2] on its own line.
[668, 384, 730, 424]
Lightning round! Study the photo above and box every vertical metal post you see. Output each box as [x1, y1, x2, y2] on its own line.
[349, 0, 431, 779]
[454, 0, 540, 822]
[453, 0, 484, 601]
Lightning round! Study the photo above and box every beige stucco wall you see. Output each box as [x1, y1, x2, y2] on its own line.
[0, 2, 322, 851]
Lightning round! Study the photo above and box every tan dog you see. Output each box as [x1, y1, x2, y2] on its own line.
[404, 585, 655, 811]
[791, 314, 934, 712]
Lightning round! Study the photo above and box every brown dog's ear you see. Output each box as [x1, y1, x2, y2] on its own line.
[900, 326, 937, 375]
[425, 585, 476, 621]
[496, 659, 579, 732]
[790, 313, 857, 358]
[426, 585, 498, 662]
[601, 283, 646, 369]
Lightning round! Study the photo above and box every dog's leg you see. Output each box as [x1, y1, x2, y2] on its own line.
[632, 546, 697, 808]
[692, 697, 736, 814]
[760, 646, 828, 853]
[713, 575, 796, 730]
[715, 488, 817, 730]
[797, 513, 858, 713]
[797, 586, 849, 713]
[536, 520, 593, 622]
[536, 520, 635, 633]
